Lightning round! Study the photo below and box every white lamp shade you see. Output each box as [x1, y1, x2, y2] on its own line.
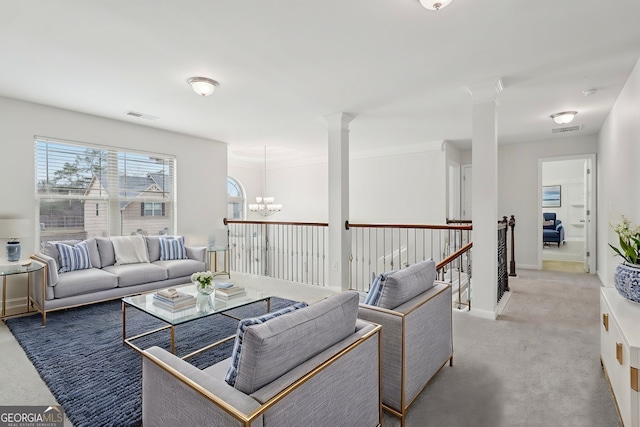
[188, 77, 218, 96]
[420, 0, 453, 10]
[0, 219, 30, 239]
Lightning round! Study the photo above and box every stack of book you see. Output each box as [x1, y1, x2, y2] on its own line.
[215, 285, 246, 300]
[152, 288, 196, 311]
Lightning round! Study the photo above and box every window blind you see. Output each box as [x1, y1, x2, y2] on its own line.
[35, 137, 176, 243]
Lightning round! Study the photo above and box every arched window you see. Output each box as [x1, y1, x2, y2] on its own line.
[227, 176, 245, 219]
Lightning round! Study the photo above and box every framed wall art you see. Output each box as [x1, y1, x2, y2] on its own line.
[542, 185, 561, 207]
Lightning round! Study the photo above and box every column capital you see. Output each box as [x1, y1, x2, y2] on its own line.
[325, 112, 355, 131]
[466, 78, 504, 105]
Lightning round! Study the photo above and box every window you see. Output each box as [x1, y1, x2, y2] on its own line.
[227, 177, 245, 220]
[142, 202, 164, 217]
[35, 137, 176, 245]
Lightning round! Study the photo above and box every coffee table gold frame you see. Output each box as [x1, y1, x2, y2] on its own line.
[122, 289, 270, 360]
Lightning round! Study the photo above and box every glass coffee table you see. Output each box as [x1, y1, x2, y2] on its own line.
[122, 283, 270, 359]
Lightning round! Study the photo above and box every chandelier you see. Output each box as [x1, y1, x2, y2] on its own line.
[248, 147, 282, 216]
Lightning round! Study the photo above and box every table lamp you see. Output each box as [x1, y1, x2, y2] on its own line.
[0, 219, 31, 262]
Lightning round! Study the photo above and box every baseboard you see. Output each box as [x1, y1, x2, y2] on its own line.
[469, 307, 497, 320]
[517, 264, 538, 270]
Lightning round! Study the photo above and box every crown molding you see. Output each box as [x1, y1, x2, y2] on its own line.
[466, 78, 504, 105]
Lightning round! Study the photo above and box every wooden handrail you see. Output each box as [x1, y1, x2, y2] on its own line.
[224, 218, 328, 227]
[436, 242, 473, 271]
[224, 219, 471, 230]
[446, 218, 472, 224]
[345, 221, 472, 231]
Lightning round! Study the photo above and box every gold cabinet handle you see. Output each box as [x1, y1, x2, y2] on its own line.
[616, 343, 623, 365]
[603, 313, 609, 331]
[632, 367, 639, 392]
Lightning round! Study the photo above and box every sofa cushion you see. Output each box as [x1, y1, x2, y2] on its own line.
[55, 241, 93, 273]
[53, 268, 118, 299]
[102, 263, 167, 287]
[159, 236, 187, 261]
[225, 302, 308, 388]
[145, 236, 161, 262]
[376, 259, 436, 309]
[153, 259, 205, 279]
[96, 237, 116, 267]
[84, 238, 102, 269]
[228, 291, 359, 394]
[112, 235, 150, 265]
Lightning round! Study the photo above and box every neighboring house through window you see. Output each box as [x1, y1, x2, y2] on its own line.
[35, 137, 176, 246]
[227, 176, 245, 220]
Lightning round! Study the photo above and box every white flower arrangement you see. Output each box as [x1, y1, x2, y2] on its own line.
[610, 215, 640, 265]
[191, 271, 214, 288]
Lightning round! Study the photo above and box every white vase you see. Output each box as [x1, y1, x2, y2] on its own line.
[196, 293, 213, 312]
[195, 281, 214, 296]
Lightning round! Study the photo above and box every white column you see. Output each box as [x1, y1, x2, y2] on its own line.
[326, 113, 354, 291]
[466, 78, 503, 320]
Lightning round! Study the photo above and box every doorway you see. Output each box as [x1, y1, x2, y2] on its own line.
[538, 155, 595, 273]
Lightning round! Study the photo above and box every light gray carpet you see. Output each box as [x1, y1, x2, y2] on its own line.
[382, 269, 621, 427]
[0, 269, 621, 427]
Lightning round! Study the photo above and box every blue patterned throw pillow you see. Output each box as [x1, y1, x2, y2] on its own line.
[55, 241, 93, 273]
[225, 301, 309, 387]
[363, 270, 397, 306]
[159, 236, 187, 261]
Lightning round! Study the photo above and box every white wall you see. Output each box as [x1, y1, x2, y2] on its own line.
[230, 145, 448, 224]
[498, 135, 597, 268]
[0, 96, 227, 303]
[350, 148, 446, 223]
[598, 58, 640, 287]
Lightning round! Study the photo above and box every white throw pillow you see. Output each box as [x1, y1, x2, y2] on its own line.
[111, 235, 150, 265]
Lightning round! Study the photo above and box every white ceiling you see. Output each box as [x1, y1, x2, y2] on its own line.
[2, 0, 640, 163]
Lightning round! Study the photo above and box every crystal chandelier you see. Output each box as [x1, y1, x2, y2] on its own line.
[248, 147, 282, 216]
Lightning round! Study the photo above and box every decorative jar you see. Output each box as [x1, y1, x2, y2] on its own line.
[613, 263, 640, 303]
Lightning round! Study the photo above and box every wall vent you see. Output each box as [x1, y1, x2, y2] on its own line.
[125, 111, 159, 121]
[552, 125, 581, 134]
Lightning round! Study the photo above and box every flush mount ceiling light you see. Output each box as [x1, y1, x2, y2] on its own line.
[550, 111, 578, 125]
[420, 0, 453, 10]
[188, 77, 218, 97]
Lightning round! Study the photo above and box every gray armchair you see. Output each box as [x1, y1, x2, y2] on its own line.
[142, 292, 382, 427]
[358, 259, 453, 426]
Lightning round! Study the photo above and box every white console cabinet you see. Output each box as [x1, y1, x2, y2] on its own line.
[601, 288, 640, 427]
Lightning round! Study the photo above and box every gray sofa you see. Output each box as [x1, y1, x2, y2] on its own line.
[30, 235, 206, 325]
[358, 259, 453, 426]
[141, 292, 382, 427]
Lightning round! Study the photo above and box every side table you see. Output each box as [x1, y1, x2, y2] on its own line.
[600, 287, 640, 427]
[207, 247, 230, 278]
[1, 261, 46, 320]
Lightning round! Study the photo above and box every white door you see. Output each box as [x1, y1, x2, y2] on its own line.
[461, 164, 472, 220]
[583, 158, 592, 273]
[448, 161, 461, 220]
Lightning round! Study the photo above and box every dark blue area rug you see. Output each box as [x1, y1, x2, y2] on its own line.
[6, 296, 298, 427]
